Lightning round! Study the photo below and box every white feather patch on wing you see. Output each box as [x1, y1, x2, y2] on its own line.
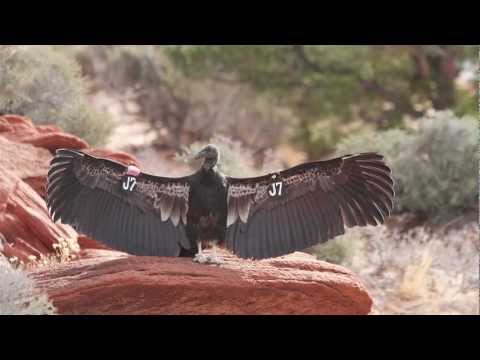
[160, 195, 174, 222]
[170, 199, 181, 227]
[237, 196, 252, 223]
[226, 197, 238, 227]
[181, 201, 188, 225]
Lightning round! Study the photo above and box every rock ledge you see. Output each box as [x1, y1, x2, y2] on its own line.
[30, 249, 373, 315]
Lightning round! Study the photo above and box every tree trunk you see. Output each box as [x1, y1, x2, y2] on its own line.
[430, 51, 457, 110]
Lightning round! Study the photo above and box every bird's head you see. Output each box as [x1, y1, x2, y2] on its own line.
[194, 144, 219, 170]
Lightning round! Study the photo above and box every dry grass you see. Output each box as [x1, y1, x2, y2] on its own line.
[333, 221, 479, 315]
[0, 254, 56, 315]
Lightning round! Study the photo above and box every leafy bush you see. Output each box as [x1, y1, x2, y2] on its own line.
[310, 234, 357, 264]
[0, 45, 114, 146]
[101, 45, 164, 89]
[337, 111, 478, 223]
[292, 120, 343, 159]
[454, 87, 477, 117]
[0, 254, 56, 315]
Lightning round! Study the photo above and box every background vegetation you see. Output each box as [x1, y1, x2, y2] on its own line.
[337, 111, 478, 223]
[166, 45, 476, 158]
[0, 46, 113, 146]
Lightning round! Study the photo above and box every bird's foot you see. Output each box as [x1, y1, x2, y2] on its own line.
[206, 253, 224, 265]
[193, 252, 223, 265]
[193, 253, 209, 264]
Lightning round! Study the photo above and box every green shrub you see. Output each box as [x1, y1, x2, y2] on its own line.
[292, 120, 342, 159]
[0, 45, 114, 146]
[310, 235, 356, 264]
[337, 111, 478, 222]
[95, 46, 191, 148]
[101, 45, 163, 89]
[454, 87, 477, 117]
[0, 254, 56, 315]
[57, 102, 114, 148]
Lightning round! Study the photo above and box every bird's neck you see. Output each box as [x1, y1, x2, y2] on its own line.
[202, 157, 217, 171]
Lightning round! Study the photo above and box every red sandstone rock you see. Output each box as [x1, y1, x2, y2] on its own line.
[30, 249, 373, 315]
[0, 136, 52, 181]
[0, 167, 79, 261]
[77, 235, 113, 250]
[2, 242, 32, 263]
[0, 115, 35, 133]
[83, 148, 140, 167]
[0, 115, 89, 152]
[0, 114, 142, 261]
[23, 176, 48, 199]
[24, 132, 89, 152]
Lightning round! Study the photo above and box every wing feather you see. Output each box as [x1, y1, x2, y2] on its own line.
[250, 214, 263, 259]
[271, 207, 284, 256]
[226, 197, 238, 227]
[264, 209, 277, 257]
[290, 200, 309, 248]
[170, 198, 181, 227]
[298, 197, 320, 247]
[160, 194, 174, 222]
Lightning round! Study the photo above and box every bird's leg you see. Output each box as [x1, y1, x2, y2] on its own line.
[193, 242, 209, 264]
[206, 243, 223, 265]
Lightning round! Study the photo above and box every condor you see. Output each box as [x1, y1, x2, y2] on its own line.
[46, 145, 394, 265]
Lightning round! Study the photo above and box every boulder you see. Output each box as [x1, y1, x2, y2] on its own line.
[0, 115, 89, 152]
[0, 167, 79, 262]
[30, 249, 373, 315]
[0, 115, 87, 199]
[77, 235, 112, 250]
[0, 115, 140, 260]
[83, 148, 139, 167]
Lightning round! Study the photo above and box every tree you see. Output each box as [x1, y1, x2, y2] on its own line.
[76, 45, 289, 152]
[165, 45, 475, 158]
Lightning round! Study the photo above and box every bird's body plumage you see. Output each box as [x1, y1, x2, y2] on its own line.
[46, 145, 395, 263]
[185, 167, 228, 255]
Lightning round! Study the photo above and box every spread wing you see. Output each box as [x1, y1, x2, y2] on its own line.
[46, 149, 192, 256]
[225, 153, 394, 259]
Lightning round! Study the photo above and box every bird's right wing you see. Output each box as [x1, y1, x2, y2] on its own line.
[47, 149, 192, 256]
[225, 153, 394, 259]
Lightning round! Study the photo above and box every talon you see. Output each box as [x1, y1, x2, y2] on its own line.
[206, 254, 224, 265]
[193, 253, 209, 264]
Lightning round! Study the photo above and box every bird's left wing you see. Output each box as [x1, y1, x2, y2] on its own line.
[47, 149, 192, 256]
[225, 152, 394, 259]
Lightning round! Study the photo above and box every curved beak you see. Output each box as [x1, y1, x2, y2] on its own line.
[193, 149, 205, 160]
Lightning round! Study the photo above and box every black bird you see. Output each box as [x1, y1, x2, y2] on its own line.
[46, 145, 394, 264]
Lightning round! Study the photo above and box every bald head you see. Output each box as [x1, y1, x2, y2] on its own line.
[194, 144, 219, 170]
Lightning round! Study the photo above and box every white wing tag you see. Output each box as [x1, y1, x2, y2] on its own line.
[121, 176, 137, 192]
[121, 165, 140, 193]
[268, 173, 284, 198]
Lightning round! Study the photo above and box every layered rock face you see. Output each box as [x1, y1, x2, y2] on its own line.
[0, 115, 135, 261]
[31, 249, 373, 315]
[0, 115, 373, 315]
